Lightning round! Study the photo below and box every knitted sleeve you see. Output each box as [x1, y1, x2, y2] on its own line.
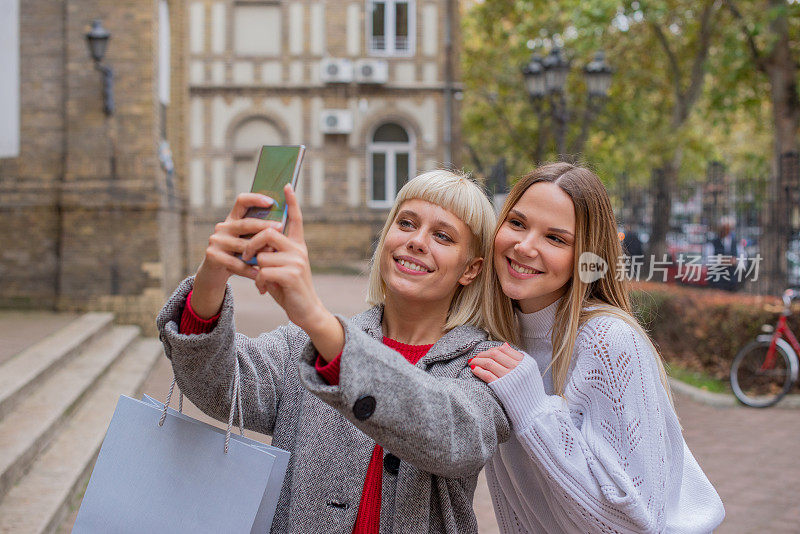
[489, 315, 676, 534]
[179, 289, 220, 333]
[157, 276, 305, 436]
[314, 353, 342, 385]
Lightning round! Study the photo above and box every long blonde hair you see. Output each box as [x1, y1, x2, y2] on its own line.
[483, 163, 672, 400]
[367, 170, 496, 330]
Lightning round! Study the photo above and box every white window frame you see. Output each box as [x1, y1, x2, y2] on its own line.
[158, 0, 171, 105]
[0, 0, 20, 158]
[367, 123, 416, 208]
[366, 0, 415, 57]
[158, 0, 170, 140]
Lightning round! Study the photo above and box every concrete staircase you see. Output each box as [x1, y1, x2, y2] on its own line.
[0, 312, 163, 534]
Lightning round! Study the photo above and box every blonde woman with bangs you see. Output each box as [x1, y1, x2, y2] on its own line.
[157, 170, 509, 533]
[470, 163, 724, 533]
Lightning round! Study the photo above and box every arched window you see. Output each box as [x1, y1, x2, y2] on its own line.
[229, 118, 283, 205]
[368, 122, 414, 207]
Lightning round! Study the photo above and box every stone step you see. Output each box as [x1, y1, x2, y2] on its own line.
[0, 325, 140, 500]
[0, 338, 164, 534]
[0, 313, 115, 421]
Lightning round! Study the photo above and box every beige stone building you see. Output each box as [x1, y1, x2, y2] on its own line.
[0, 0, 188, 332]
[185, 0, 462, 267]
[0, 0, 461, 329]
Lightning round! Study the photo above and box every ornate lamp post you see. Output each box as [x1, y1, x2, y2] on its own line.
[521, 53, 547, 159]
[522, 47, 613, 159]
[584, 51, 614, 98]
[85, 19, 120, 293]
[85, 20, 115, 116]
[541, 48, 570, 156]
[705, 160, 726, 229]
[521, 53, 546, 100]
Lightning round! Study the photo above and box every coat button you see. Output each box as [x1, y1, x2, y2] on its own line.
[352, 395, 376, 420]
[383, 453, 400, 475]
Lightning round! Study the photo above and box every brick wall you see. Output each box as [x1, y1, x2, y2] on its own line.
[0, 1, 65, 308]
[0, 0, 188, 334]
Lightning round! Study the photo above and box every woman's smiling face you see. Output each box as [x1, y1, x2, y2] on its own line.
[493, 181, 576, 313]
[380, 199, 482, 305]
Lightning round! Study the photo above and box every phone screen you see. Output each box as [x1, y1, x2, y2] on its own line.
[244, 145, 306, 225]
[239, 145, 305, 265]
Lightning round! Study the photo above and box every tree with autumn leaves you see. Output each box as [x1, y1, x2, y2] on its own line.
[461, 0, 799, 292]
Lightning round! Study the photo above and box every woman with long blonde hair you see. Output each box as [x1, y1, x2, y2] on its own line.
[470, 162, 724, 533]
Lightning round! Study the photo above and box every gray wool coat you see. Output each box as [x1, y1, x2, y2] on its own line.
[156, 277, 511, 534]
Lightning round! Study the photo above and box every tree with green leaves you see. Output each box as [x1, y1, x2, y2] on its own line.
[717, 0, 800, 293]
[462, 1, 723, 258]
[639, 0, 721, 260]
[462, 0, 800, 292]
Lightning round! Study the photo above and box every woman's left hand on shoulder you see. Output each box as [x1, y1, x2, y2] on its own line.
[242, 184, 324, 329]
[469, 343, 525, 383]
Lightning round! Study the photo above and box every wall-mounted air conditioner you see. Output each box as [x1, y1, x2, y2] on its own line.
[320, 110, 354, 134]
[354, 59, 388, 84]
[319, 58, 353, 83]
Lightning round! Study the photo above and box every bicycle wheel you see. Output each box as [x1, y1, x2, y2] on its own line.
[730, 340, 794, 408]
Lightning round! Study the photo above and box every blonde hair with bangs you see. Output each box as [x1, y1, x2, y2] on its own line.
[366, 170, 496, 331]
[483, 163, 673, 403]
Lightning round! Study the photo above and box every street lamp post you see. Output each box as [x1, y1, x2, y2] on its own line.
[84, 19, 117, 182]
[85, 19, 120, 294]
[541, 48, 570, 156]
[705, 160, 726, 229]
[521, 53, 547, 160]
[85, 20, 115, 116]
[522, 47, 612, 159]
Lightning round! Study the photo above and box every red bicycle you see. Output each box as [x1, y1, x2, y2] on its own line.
[730, 289, 800, 407]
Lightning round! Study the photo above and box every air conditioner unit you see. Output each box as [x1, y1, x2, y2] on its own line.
[354, 59, 388, 84]
[320, 110, 354, 134]
[319, 58, 353, 83]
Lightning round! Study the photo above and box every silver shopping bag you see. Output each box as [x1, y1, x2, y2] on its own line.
[139, 393, 290, 530]
[73, 364, 289, 533]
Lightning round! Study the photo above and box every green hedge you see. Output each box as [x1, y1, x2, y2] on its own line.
[630, 282, 800, 382]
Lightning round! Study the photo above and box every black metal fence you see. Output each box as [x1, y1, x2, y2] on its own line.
[612, 152, 800, 295]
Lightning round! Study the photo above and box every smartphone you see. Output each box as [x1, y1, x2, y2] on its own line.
[239, 145, 306, 265]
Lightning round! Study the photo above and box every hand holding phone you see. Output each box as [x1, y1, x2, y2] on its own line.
[191, 192, 280, 319]
[238, 145, 305, 265]
[190, 146, 304, 318]
[242, 183, 345, 360]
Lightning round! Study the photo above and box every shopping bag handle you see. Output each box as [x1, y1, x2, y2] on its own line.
[158, 359, 246, 454]
[160, 377, 185, 417]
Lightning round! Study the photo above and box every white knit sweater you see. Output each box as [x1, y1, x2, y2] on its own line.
[485, 300, 725, 533]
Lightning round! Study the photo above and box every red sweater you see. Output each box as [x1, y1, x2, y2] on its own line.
[179, 291, 432, 534]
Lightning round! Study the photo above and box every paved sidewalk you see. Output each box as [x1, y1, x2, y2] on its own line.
[0, 310, 78, 365]
[140, 274, 800, 533]
[676, 394, 800, 533]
